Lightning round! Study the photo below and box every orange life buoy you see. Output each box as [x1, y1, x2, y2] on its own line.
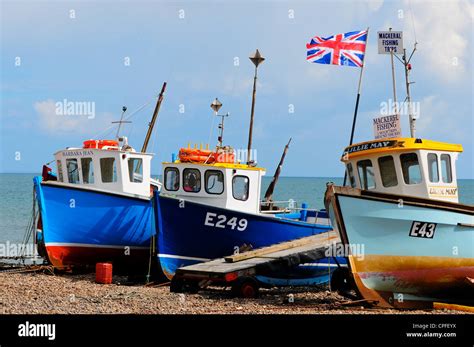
[83, 139, 119, 150]
[179, 148, 215, 163]
[178, 148, 235, 164]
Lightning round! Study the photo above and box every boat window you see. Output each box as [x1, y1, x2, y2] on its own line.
[232, 175, 249, 201]
[128, 158, 143, 183]
[441, 154, 452, 183]
[100, 158, 117, 183]
[183, 168, 201, 193]
[164, 168, 179, 191]
[400, 153, 422, 185]
[346, 163, 356, 188]
[56, 160, 64, 182]
[205, 170, 224, 195]
[81, 158, 94, 184]
[66, 159, 80, 184]
[378, 156, 398, 188]
[357, 160, 376, 190]
[427, 153, 439, 183]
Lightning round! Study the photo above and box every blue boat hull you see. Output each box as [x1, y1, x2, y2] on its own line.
[34, 177, 156, 271]
[325, 185, 474, 307]
[156, 194, 344, 285]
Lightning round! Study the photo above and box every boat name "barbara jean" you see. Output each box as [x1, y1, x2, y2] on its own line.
[62, 150, 94, 157]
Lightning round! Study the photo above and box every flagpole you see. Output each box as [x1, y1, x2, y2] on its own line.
[343, 27, 369, 186]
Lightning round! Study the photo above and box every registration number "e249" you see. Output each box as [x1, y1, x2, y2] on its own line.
[409, 221, 437, 239]
[204, 212, 248, 231]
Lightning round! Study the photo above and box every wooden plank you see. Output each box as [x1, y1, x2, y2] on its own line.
[224, 231, 338, 263]
[178, 239, 340, 276]
[433, 302, 474, 313]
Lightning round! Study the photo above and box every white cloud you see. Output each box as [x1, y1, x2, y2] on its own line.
[403, 0, 472, 82]
[367, 0, 385, 12]
[416, 95, 468, 140]
[34, 99, 113, 135]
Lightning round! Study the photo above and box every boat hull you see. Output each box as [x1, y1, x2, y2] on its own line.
[325, 185, 474, 308]
[157, 194, 343, 284]
[34, 177, 156, 272]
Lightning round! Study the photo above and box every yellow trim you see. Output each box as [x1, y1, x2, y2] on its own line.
[341, 138, 463, 161]
[162, 161, 266, 171]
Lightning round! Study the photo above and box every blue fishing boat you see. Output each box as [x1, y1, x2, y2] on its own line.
[34, 137, 160, 271]
[156, 51, 345, 286]
[33, 84, 167, 271]
[156, 157, 340, 284]
[325, 139, 474, 308]
[324, 42, 474, 307]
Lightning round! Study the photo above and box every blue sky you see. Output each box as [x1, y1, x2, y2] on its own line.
[1, 0, 472, 177]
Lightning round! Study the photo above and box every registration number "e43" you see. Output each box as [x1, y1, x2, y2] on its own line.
[409, 221, 437, 239]
[204, 212, 248, 231]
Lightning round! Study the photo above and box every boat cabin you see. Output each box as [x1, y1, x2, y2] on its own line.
[161, 148, 266, 214]
[52, 138, 155, 198]
[341, 138, 463, 203]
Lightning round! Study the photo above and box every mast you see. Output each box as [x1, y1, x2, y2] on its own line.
[210, 98, 229, 148]
[112, 106, 131, 138]
[343, 28, 369, 186]
[389, 28, 398, 116]
[264, 138, 292, 203]
[217, 112, 230, 148]
[247, 49, 265, 165]
[141, 82, 167, 153]
[402, 45, 417, 138]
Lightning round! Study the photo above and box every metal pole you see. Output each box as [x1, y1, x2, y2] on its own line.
[247, 66, 258, 164]
[141, 82, 167, 153]
[115, 106, 127, 138]
[389, 28, 398, 116]
[343, 28, 369, 186]
[218, 115, 223, 148]
[403, 48, 415, 138]
[218, 114, 228, 148]
[264, 138, 292, 203]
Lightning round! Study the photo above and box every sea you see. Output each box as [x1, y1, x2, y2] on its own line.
[0, 173, 473, 244]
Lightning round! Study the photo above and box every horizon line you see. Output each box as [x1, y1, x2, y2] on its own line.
[1, 172, 474, 180]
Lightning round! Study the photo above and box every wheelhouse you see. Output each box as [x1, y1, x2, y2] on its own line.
[341, 138, 463, 203]
[52, 138, 154, 198]
[162, 161, 266, 214]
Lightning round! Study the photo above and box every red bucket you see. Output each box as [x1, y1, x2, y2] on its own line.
[95, 263, 113, 284]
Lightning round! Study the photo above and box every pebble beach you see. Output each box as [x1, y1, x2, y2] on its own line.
[0, 271, 466, 315]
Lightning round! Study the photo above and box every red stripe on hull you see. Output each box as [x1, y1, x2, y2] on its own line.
[45, 245, 150, 272]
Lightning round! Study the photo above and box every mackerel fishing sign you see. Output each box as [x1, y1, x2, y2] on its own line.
[377, 31, 403, 54]
[373, 114, 401, 139]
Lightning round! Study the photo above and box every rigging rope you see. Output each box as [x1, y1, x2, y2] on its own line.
[408, 0, 418, 44]
[91, 97, 156, 139]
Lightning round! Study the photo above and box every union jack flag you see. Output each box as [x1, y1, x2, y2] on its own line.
[306, 30, 368, 68]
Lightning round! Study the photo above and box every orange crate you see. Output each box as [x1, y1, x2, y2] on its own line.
[95, 262, 113, 284]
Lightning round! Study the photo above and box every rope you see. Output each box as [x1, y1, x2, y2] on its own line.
[91, 97, 155, 139]
[18, 187, 37, 261]
[207, 114, 216, 148]
[408, 0, 418, 44]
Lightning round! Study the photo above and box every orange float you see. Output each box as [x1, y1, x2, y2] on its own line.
[178, 148, 234, 164]
[83, 139, 119, 150]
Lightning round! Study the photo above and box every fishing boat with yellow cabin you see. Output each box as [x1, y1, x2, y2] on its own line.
[324, 41, 473, 308]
